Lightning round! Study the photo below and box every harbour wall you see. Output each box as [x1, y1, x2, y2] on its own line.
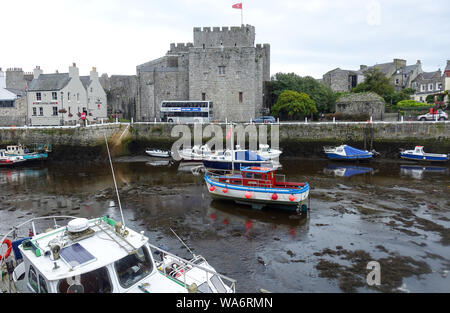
[0, 122, 448, 161]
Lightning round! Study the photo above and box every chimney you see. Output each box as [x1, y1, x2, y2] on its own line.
[417, 60, 421, 64]
[90, 67, 98, 80]
[360, 65, 368, 71]
[393, 58, 406, 69]
[0, 69, 5, 89]
[33, 66, 43, 79]
[69, 63, 79, 78]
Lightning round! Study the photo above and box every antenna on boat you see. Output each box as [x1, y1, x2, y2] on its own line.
[170, 228, 195, 257]
[104, 134, 126, 228]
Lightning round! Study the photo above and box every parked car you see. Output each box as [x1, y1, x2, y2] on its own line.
[253, 116, 276, 123]
[417, 110, 448, 121]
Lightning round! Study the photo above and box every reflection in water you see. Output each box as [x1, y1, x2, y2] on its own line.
[400, 165, 449, 180]
[145, 160, 173, 167]
[0, 167, 49, 185]
[323, 163, 374, 178]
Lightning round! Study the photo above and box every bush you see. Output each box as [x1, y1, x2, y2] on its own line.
[397, 100, 431, 107]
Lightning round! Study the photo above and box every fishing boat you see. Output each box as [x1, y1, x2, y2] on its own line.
[0, 136, 236, 294]
[0, 216, 235, 293]
[323, 145, 374, 161]
[399, 146, 449, 162]
[145, 148, 171, 158]
[0, 149, 26, 166]
[5, 144, 48, 161]
[204, 166, 309, 212]
[178, 145, 211, 161]
[202, 150, 273, 171]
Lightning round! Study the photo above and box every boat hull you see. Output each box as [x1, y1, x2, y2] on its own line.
[205, 175, 309, 211]
[146, 151, 171, 158]
[400, 153, 449, 162]
[325, 153, 373, 161]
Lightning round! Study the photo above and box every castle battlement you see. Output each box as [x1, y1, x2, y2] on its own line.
[7, 68, 23, 72]
[193, 25, 255, 48]
[168, 42, 194, 53]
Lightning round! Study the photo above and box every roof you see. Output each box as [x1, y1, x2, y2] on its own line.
[337, 91, 384, 103]
[27, 73, 71, 91]
[370, 62, 395, 75]
[79, 76, 92, 89]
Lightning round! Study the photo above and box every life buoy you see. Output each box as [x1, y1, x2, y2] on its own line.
[1, 239, 12, 260]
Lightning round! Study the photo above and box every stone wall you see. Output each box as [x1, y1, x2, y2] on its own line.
[336, 92, 385, 119]
[0, 97, 27, 126]
[103, 75, 138, 120]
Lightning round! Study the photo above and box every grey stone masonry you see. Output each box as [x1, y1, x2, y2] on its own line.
[336, 92, 385, 120]
[135, 24, 270, 122]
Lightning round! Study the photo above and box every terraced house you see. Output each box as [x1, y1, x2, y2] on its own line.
[27, 63, 107, 126]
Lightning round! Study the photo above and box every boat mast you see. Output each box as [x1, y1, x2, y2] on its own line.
[230, 122, 234, 174]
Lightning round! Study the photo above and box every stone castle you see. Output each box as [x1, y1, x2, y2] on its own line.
[102, 25, 270, 122]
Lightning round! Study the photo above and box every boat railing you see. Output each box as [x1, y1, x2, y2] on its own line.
[275, 174, 286, 183]
[149, 243, 237, 293]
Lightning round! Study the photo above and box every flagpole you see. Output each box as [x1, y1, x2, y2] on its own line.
[241, 2, 244, 25]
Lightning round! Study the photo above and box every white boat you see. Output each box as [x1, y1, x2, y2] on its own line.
[178, 145, 212, 161]
[400, 146, 449, 162]
[145, 149, 171, 158]
[256, 144, 282, 160]
[0, 149, 26, 166]
[0, 216, 235, 293]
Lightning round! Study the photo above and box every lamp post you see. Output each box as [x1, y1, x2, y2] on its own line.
[60, 91, 64, 126]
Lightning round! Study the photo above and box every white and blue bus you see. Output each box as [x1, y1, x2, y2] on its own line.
[160, 101, 214, 123]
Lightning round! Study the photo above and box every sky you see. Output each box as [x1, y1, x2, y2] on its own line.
[1, 0, 449, 79]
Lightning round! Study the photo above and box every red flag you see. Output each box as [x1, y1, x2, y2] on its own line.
[226, 126, 232, 139]
[232, 3, 242, 9]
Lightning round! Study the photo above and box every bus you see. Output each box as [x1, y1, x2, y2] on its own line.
[160, 101, 214, 123]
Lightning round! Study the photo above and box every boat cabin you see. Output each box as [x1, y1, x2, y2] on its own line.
[6, 145, 30, 155]
[413, 146, 424, 154]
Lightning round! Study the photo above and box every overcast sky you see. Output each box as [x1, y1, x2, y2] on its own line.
[1, 0, 449, 79]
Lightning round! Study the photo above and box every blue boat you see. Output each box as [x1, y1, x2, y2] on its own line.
[5, 144, 49, 161]
[400, 146, 449, 162]
[202, 150, 273, 171]
[323, 145, 374, 161]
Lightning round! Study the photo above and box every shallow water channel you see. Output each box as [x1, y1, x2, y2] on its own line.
[0, 156, 449, 293]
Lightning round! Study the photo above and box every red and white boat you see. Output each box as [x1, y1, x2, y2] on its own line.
[0, 149, 26, 166]
[204, 166, 309, 212]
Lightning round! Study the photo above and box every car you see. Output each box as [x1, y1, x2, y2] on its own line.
[417, 110, 448, 121]
[253, 116, 276, 123]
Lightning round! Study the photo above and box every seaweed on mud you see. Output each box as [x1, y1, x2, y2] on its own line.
[314, 248, 432, 293]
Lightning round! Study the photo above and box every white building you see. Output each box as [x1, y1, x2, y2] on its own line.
[27, 63, 107, 126]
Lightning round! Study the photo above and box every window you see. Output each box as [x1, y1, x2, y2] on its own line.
[90, 87, 93, 92]
[0, 100, 15, 108]
[114, 246, 153, 289]
[77, 93, 80, 101]
[202, 93, 206, 101]
[52, 107, 58, 116]
[52, 92, 57, 100]
[428, 84, 433, 91]
[39, 275, 48, 293]
[438, 83, 442, 90]
[239, 92, 243, 103]
[57, 267, 112, 293]
[39, 107, 43, 116]
[36, 93, 41, 101]
[32, 107, 37, 116]
[218, 66, 226, 75]
[67, 92, 71, 101]
[421, 84, 425, 92]
[28, 265, 38, 292]
[395, 79, 399, 85]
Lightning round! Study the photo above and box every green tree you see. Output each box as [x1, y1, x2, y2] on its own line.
[267, 73, 337, 113]
[351, 68, 395, 101]
[271, 90, 317, 120]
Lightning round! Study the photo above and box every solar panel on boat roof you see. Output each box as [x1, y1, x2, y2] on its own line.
[59, 243, 96, 268]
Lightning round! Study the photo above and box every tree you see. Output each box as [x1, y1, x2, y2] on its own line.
[267, 73, 337, 113]
[271, 90, 317, 120]
[351, 68, 395, 101]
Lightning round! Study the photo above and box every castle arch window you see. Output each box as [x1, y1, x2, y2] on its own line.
[218, 66, 226, 75]
[239, 92, 243, 103]
[202, 93, 206, 101]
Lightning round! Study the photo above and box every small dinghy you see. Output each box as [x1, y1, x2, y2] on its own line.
[145, 149, 171, 158]
[0, 149, 26, 166]
[400, 146, 449, 162]
[323, 145, 374, 161]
